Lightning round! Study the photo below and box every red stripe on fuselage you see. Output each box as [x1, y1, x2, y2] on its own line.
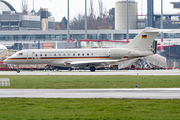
[40, 57, 110, 59]
[6, 57, 110, 61]
[6, 58, 34, 60]
[6, 56, 144, 61]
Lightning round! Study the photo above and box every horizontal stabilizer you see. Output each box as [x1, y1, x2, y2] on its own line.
[145, 29, 172, 33]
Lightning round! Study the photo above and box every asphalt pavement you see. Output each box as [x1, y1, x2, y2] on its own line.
[0, 70, 180, 75]
[0, 88, 180, 99]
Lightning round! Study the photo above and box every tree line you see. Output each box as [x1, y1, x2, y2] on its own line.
[56, 0, 115, 30]
[21, 0, 115, 30]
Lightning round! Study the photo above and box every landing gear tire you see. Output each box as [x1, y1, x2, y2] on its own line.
[16, 69, 20, 73]
[16, 64, 20, 73]
[68, 68, 72, 71]
[90, 67, 96, 72]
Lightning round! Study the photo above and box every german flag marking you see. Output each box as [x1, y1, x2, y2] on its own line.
[142, 35, 147, 38]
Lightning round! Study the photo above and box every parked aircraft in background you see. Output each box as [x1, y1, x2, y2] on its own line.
[4, 27, 161, 73]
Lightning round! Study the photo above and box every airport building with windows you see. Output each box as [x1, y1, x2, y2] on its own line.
[0, 0, 55, 31]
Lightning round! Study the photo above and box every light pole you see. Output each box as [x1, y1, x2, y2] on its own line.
[161, 0, 164, 51]
[126, 0, 129, 42]
[85, 0, 87, 40]
[67, 0, 70, 42]
[33, 0, 34, 15]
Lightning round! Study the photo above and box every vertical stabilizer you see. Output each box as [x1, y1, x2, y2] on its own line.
[123, 27, 159, 51]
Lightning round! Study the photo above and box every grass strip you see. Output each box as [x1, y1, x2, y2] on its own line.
[0, 98, 180, 120]
[0, 75, 180, 89]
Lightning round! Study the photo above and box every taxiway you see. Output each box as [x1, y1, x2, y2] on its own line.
[0, 88, 180, 99]
[0, 70, 180, 75]
[1, 70, 179, 99]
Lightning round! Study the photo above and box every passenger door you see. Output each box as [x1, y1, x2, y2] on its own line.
[27, 51, 34, 63]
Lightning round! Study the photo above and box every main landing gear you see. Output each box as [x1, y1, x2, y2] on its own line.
[16, 69, 20, 73]
[16, 64, 20, 73]
[90, 66, 96, 72]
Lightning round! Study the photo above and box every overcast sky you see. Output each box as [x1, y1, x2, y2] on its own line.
[5, 0, 180, 21]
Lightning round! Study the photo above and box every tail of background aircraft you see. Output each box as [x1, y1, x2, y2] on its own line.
[152, 40, 157, 54]
[123, 27, 160, 51]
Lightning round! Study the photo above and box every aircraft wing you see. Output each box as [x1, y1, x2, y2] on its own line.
[50, 51, 133, 66]
[69, 51, 132, 65]
[69, 59, 119, 65]
[50, 59, 120, 67]
[51, 54, 132, 67]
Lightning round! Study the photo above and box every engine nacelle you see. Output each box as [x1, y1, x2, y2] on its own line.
[108, 48, 140, 59]
[109, 48, 131, 59]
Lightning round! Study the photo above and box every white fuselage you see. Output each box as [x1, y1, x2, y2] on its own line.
[3, 28, 161, 72]
[4, 48, 153, 68]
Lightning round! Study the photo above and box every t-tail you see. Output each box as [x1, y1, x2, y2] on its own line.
[123, 27, 160, 52]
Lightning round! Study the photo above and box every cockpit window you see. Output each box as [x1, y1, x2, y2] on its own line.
[18, 53, 23, 55]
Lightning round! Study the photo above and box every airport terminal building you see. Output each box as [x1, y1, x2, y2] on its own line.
[0, 0, 55, 31]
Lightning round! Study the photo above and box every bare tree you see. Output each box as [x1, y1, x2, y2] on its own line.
[88, 12, 98, 30]
[98, 0, 103, 19]
[70, 13, 85, 30]
[70, 0, 111, 30]
[109, 8, 115, 29]
[60, 17, 67, 30]
[89, 0, 94, 16]
[21, 0, 28, 15]
[87, 0, 97, 29]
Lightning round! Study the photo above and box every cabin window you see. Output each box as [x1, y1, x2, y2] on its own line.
[63, 54, 66, 56]
[78, 53, 80, 56]
[45, 54, 47, 56]
[91, 53, 94, 56]
[54, 54, 56, 56]
[73, 54, 75, 56]
[59, 54, 61, 56]
[87, 53, 89, 56]
[68, 54, 70, 56]
[82, 53, 84, 56]
[36, 54, 38, 56]
[40, 54, 42, 56]
[18, 53, 23, 55]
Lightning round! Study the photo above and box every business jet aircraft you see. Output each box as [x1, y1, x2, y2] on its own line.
[4, 27, 161, 73]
